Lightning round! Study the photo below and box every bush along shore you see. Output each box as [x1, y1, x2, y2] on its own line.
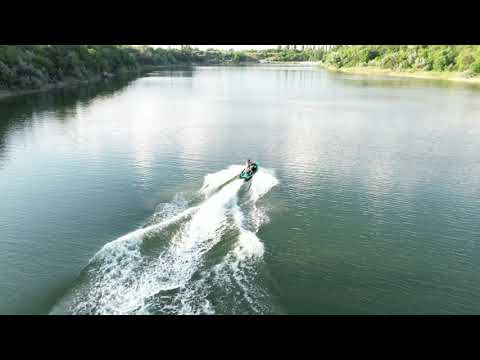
[3, 46, 480, 99]
[320, 45, 480, 83]
[0, 45, 260, 98]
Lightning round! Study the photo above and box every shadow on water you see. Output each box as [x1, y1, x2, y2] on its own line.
[0, 74, 138, 167]
[145, 66, 195, 78]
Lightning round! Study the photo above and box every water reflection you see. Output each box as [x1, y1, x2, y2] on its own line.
[0, 76, 137, 168]
[336, 73, 480, 91]
[145, 66, 195, 78]
[3, 65, 480, 314]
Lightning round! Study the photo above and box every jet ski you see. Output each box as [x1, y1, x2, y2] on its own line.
[239, 162, 258, 182]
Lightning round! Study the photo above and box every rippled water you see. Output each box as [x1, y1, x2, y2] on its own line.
[1, 65, 480, 314]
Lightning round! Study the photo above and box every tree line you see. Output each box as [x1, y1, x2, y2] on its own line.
[245, 47, 327, 62]
[0, 45, 257, 90]
[2, 45, 478, 90]
[322, 45, 480, 75]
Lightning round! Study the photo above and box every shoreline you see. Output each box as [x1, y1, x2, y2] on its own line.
[3, 63, 480, 101]
[0, 65, 192, 101]
[0, 77, 105, 100]
[321, 65, 480, 84]
[258, 60, 320, 65]
[0, 63, 259, 100]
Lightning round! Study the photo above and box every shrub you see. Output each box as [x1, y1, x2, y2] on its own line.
[0, 60, 15, 87]
[471, 61, 480, 74]
[457, 49, 475, 71]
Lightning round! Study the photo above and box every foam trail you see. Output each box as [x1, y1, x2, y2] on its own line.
[200, 165, 244, 197]
[51, 165, 279, 315]
[207, 172, 278, 313]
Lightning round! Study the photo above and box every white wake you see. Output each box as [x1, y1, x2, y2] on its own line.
[50, 165, 279, 315]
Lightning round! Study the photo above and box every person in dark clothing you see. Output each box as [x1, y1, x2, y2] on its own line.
[245, 159, 253, 174]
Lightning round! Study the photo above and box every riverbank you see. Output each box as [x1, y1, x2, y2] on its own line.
[259, 60, 320, 65]
[0, 62, 264, 100]
[322, 64, 480, 84]
[0, 76, 106, 100]
[0, 65, 184, 100]
[4, 62, 479, 102]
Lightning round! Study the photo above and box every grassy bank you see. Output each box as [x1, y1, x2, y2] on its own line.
[321, 45, 480, 84]
[322, 64, 480, 84]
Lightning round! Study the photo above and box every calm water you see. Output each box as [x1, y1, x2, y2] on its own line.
[1, 65, 480, 314]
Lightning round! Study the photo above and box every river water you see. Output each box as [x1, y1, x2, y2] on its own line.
[1, 65, 480, 314]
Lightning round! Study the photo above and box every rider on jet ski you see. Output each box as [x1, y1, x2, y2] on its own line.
[244, 159, 257, 175]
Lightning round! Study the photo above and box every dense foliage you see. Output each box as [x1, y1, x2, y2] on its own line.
[322, 45, 480, 75]
[0, 45, 257, 90]
[246, 48, 326, 62]
[4, 45, 478, 90]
